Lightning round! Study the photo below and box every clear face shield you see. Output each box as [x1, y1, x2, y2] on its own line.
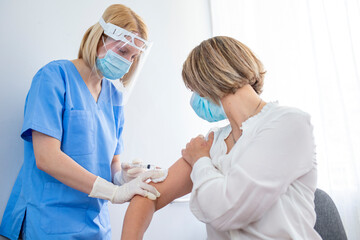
[97, 17, 153, 105]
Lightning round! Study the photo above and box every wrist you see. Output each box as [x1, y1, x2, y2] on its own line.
[113, 171, 124, 185]
[89, 176, 118, 202]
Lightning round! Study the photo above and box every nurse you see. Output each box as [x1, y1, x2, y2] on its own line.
[0, 4, 166, 240]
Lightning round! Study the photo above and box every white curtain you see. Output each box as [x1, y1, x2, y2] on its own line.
[209, 0, 360, 238]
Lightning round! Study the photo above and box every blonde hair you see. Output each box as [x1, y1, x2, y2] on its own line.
[182, 36, 266, 104]
[78, 4, 148, 86]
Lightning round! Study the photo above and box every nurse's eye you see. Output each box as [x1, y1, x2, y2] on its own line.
[118, 49, 127, 55]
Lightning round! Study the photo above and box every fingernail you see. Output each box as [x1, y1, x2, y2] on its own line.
[156, 190, 161, 197]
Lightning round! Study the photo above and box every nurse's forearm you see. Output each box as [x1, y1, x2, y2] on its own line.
[111, 154, 122, 182]
[121, 158, 193, 239]
[32, 130, 97, 194]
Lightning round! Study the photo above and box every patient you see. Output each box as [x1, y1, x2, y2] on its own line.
[121, 36, 321, 239]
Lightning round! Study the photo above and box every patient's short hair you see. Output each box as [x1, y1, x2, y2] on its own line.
[182, 36, 266, 104]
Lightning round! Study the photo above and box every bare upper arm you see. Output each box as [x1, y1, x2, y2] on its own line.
[32, 130, 61, 149]
[32, 130, 61, 169]
[151, 157, 193, 210]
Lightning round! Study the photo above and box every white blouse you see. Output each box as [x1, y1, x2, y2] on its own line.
[189, 102, 322, 240]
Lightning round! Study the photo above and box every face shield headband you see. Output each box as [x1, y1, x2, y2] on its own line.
[98, 17, 150, 52]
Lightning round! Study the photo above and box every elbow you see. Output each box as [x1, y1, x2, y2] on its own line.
[35, 156, 47, 171]
[34, 151, 55, 172]
[34, 148, 60, 173]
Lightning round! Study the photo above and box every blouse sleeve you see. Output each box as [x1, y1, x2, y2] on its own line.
[189, 112, 315, 231]
[21, 63, 66, 142]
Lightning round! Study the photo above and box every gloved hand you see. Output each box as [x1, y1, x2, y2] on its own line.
[151, 168, 169, 183]
[113, 158, 146, 186]
[89, 170, 165, 204]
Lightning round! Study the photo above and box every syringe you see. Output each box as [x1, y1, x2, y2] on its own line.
[129, 163, 159, 170]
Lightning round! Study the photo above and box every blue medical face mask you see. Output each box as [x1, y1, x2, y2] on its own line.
[96, 50, 132, 80]
[190, 92, 227, 122]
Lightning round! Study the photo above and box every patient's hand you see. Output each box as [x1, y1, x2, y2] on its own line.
[182, 132, 214, 167]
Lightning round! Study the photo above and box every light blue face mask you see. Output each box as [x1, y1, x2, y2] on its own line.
[96, 50, 132, 80]
[190, 92, 227, 122]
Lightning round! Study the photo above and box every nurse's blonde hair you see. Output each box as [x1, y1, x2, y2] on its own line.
[182, 36, 266, 104]
[78, 4, 148, 86]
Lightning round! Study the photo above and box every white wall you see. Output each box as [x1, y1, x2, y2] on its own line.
[0, 0, 214, 239]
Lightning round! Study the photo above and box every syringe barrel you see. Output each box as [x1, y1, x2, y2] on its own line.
[129, 163, 157, 170]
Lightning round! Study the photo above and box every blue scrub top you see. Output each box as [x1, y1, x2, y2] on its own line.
[0, 60, 124, 240]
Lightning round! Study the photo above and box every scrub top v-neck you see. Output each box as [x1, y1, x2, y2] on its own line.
[0, 60, 125, 240]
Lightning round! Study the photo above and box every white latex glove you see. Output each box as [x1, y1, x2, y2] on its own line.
[89, 170, 165, 204]
[151, 168, 168, 183]
[113, 158, 146, 186]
